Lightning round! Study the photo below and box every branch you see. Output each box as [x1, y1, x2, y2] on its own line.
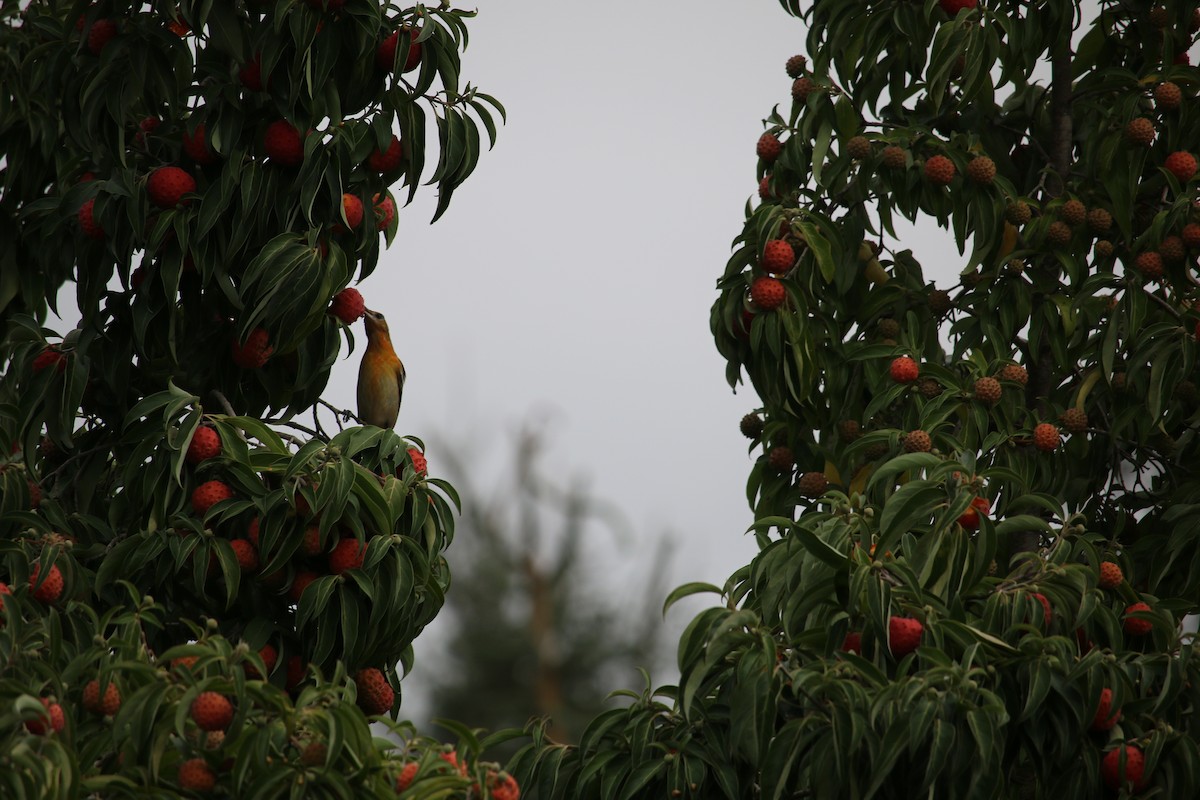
[210, 390, 237, 417]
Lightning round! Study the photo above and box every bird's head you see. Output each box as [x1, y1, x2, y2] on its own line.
[363, 308, 390, 337]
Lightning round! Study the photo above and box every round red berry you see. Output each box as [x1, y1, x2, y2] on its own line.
[191, 480, 233, 515]
[29, 563, 63, 604]
[1165, 151, 1197, 183]
[1101, 744, 1146, 791]
[1123, 602, 1153, 635]
[750, 276, 786, 310]
[1032, 422, 1059, 452]
[761, 239, 795, 274]
[889, 356, 919, 384]
[329, 288, 366, 324]
[757, 133, 782, 163]
[186, 426, 221, 464]
[923, 155, 956, 185]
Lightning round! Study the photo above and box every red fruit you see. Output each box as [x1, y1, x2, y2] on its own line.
[1134, 251, 1163, 280]
[0, 581, 10, 615]
[134, 116, 159, 147]
[186, 426, 221, 464]
[439, 750, 468, 776]
[974, 376, 1002, 404]
[191, 691, 233, 732]
[27, 479, 42, 508]
[354, 667, 395, 716]
[300, 525, 323, 557]
[82, 679, 121, 716]
[757, 133, 782, 162]
[87, 18, 117, 55]
[171, 655, 199, 673]
[328, 537, 366, 574]
[1101, 744, 1147, 791]
[263, 121, 304, 167]
[841, 631, 862, 654]
[1032, 422, 1059, 452]
[259, 644, 278, 675]
[923, 155, 956, 185]
[329, 288, 366, 323]
[889, 356, 919, 384]
[147, 167, 197, 209]
[182, 124, 217, 165]
[32, 346, 66, 373]
[407, 447, 428, 477]
[286, 656, 306, 691]
[1155, 81, 1182, 111]
[29, 563, 63, 604]
[245, 643, 277, 679]
[289, 570, 318, 603]
[178, 758, 216, 791]
[965, 155, 996, 184]
[938, 0, 977, 14]
[1125, 117, 1156, 146]
[78, 198, 105, 240]
[750, 276, 786, 310]
[239, 55, 264, 91]
[191, 479, 233, 515]
[888, 616, 923, 657]
[26, 698, 65, 735]
[377, 27, 422, 73]
[903, 430, 932, 453]
[338, 194, 364, 232]
[373, 193, 396, 231]
[758, 175, 773, 200]
[1099, 561, 1124, 590]
[957, 497, 990, 530]
[490, 773, 520, 800]
[166, 18, 190, 37]
[761, 239, 795, 275]
[231, 328, 273, 369]
[1031, 592, 1052, 627]
[246, 516, 260, 547]
[797, 471, 828, 496]
[1165, 151, 1197, 183]
[1183, 223, 1200, 249]
[998, 364, 1028, 385]
[367, 134, 403, 172]
[1091, 688, 1122, 732]
[1123, 602, 1153, 635]
[396, 761, 419, 791]
[230, 539, 258, 572]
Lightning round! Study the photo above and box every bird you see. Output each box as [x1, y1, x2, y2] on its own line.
[357, 309, 406, 429]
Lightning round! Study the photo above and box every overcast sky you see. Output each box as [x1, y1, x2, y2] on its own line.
[49, 0, 970, 714]
[343, 0, 969, 713]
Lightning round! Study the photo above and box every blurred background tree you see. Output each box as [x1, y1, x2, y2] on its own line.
[419, 420, 670, 751]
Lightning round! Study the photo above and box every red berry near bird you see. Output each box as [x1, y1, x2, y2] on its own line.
[329, 288, 366, 323]
[357, 309, 406, 429]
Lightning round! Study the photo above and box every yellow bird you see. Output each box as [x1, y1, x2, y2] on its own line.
[357, 309, 406, 429]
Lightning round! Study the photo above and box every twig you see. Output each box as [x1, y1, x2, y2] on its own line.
[210, 390, 236, 417]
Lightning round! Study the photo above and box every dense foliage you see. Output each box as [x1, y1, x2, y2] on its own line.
[0, 0, 516, 796]
[513, 0, 1200, 797]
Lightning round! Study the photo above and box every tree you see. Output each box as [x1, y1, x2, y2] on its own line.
[512, 0, 1200, 797]
[421, 422, 669, 749]
[0, 1, 515, 796]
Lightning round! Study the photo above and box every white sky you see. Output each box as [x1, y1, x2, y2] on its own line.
[48, 0, 973, 711]
[366, 1, 971, 713]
